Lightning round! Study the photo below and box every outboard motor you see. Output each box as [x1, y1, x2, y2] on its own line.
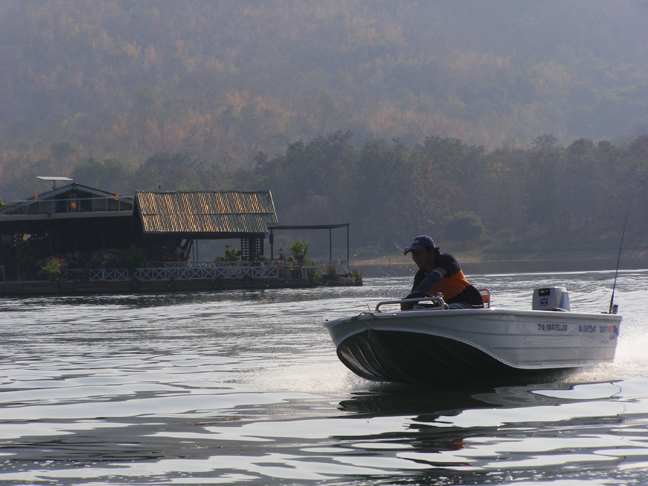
[532, 287, 570, 311]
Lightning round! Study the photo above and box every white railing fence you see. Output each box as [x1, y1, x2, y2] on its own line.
[324, 260, 350, 276]
[89, 268, 131, 281]
[88, 260, 349, 282]
[90, 265, 279, 282]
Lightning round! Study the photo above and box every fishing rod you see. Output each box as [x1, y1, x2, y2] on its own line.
[609, 180, 645, 314]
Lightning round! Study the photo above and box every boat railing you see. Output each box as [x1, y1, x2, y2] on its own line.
[375, 294, 447, 312]
[478, 288, 491, 308]
[375, 289, 491, 311]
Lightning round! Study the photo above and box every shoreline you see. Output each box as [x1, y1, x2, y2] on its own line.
[351, 250, 648, 276]
[0, 275, 361, 297]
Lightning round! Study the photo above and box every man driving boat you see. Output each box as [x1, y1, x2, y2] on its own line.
[403, 235, 483, 309]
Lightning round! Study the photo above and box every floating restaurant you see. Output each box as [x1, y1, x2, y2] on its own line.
[0, 178, 358, 296]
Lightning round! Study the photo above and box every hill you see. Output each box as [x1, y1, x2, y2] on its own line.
[0, 0, 647, 182]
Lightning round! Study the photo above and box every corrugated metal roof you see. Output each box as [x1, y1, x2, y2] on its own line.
[135, 191, 278, 235]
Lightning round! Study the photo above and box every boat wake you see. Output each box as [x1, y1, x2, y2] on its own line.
[247, 358, 365, 394]
[610, 326, 648, 379]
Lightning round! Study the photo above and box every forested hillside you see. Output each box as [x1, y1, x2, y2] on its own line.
[1, 1, 648, 257]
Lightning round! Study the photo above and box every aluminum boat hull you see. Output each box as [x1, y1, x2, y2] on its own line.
[324, 308, 621, 384]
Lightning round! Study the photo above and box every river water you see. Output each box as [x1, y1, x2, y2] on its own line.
[1, 269, 648, 485]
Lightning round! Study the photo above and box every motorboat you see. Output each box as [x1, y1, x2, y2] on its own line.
[324, 287, 622, 384]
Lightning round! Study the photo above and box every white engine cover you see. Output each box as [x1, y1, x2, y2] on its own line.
[533, 287, 570, 311]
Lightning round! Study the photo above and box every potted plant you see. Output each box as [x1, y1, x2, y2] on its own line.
[215, 244, 241, 262]
[42, 257, 67, 281]
[289, 241, 309, 265]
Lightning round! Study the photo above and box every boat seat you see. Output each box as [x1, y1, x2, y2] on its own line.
[478, 288, 491, 308]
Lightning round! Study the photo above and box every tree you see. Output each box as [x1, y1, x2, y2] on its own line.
[132, 152, 203, 191]
[409, 136, 466, 233]
[524, 135, 564, 231]
[72, 158, 133, 193]
[444, 212, 485, 248]
[348, 137, 414, 249]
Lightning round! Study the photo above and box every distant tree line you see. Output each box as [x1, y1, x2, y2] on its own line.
[4, 131, 644, 258]
[236, 131, 648, 256]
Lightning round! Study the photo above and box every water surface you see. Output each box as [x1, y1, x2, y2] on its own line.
[1, 271, 648, 485]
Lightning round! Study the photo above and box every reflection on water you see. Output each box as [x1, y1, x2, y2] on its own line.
[339, 379, 582, 419]
[1, 270, 648, 484]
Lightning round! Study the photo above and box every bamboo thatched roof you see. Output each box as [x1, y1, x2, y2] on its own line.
[134, 191, 277, 236]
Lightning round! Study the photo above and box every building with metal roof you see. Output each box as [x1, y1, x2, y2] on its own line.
[0, 181, 278, 280]
[0, 182, 135, 259]
[133, 190, 277, 262]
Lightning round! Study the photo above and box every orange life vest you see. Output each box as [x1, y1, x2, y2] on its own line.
[422, 269, 472, 301]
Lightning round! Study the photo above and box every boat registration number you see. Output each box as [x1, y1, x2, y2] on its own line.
[537, 323, 568, 332]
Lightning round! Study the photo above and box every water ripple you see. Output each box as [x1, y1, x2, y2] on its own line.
[1, 272, 648, 484]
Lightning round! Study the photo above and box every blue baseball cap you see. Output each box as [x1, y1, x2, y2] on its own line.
[404, 235, 436, 254]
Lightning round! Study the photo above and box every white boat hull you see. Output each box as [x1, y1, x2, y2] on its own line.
[324, 307, 621, 383]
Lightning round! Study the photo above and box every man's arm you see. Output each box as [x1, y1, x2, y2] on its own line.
[411, 268, 448, 294]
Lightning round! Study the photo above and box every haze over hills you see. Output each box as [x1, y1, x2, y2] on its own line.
[1, 0, 648, 258]
[1, 1, 647, 172]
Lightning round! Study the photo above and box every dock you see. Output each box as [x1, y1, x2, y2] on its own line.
[0, 262, 361, 297]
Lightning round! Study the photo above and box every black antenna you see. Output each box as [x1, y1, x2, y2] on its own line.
[609, 180, 645, 314]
